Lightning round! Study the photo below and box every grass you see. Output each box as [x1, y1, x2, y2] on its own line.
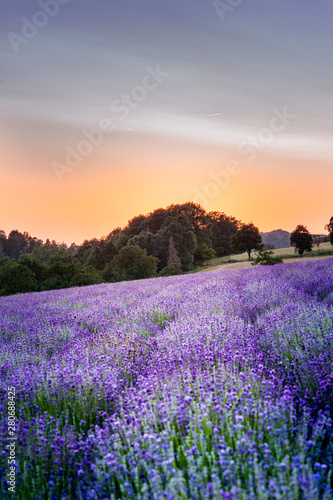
[196, 243, 333, 273]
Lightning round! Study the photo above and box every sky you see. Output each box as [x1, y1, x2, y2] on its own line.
[1, 0, 332, 244]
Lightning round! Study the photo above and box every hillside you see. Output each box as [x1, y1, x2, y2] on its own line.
[1, 260, 333, 498]
[260, 229, 291, 249]
[198, 242, 333, 273]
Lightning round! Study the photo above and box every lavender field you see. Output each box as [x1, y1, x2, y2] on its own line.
[1, 260, 333, 499]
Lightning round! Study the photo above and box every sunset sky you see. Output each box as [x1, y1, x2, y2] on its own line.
[1, 0, 332, 244]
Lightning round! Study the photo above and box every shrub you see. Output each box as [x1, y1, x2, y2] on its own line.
[70, 266, 103, 287]
[103, 245, 159, 282]
[41, 261, 80, 290]
[194, 244, 216, 265]
[0, 262, 37, 296]
[159, 263, 182, 277]
[252, 250, 283, 266]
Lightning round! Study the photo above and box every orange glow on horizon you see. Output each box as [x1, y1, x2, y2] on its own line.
[1, 137, 331, 245]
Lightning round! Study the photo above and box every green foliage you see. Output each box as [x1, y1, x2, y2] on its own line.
[209, 211, 239, 256]
[159, 263, 183, 277]
[0, 254, 11, 267]
[19, 254, 45, 282]
[40, 262, 102, 291]
[0, 262, 37, 296]
[158, 214, 197, 270]
[167, 202, 212, 246]
[0, 230, 6, 256]
[312, 235, 326, 254]
[290, 225, 313, 255]
[117, 215, 147, 249]
[69, 266, 103, 287]
[41, 262, 80, 291]
[71, 203, 244, 276]
[325, 216, 333, 245]
[75, 238, 99, 264]
[128, 231, 162, 261]
[1, 230, 43, 260]
[86, 238, 118, 270]
[231, 222, 263, 260]
[103, 245, 159, 282]
[263, 243, 275, 250]
[117, 203, 231, 271]
[102, 264, 119, 283]
[31, 245, 74, 266]
[194, 244, 216, 265]
[9, 205, 332, 293]
[251, 250, 283, 267]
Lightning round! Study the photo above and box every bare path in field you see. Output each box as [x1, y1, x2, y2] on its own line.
[200, 254, 333, 273]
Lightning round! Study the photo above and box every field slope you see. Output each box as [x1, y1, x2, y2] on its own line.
[199, 242, 333, 273]
[1, 260, 333, 499]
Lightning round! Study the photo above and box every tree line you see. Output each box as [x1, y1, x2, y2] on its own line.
[0, 204, 332, 296]
[0, 203, 238, 295]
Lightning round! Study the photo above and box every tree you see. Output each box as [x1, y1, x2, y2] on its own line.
[312, 235, 325, 255]
[6, 230, 27, 259]
[70, 266, 103, 287]
[41, 261, 81, 291]
[19, 254, 45, 286]
[0, 255, 10, 267]
[290, 225, 313, 256]
[103, 245, 159, 282]
[158, 214, 197, 271]
[251, 250, 283, 267]
[76, 238, 99, 264]
[0, 230, 7, 255]
[194, 244, 216, 265]
[3, 230, 43, 259]
[325, 217, 333, 245]
[231, 223, 263, 261]
[31, 246, 74, 266]
[263, 243, 275, 250]
[145, 208, 168, 234]
[167, 236, 181, 265]
[159, 263, 182, 277]
[208, 212, 239, 256]
[128, 231, 161, 261]
[0, 262, 37, 296]
[86, 238, 118, 270]
[117, 215, 148, 249]
[166, 202, 212, 246]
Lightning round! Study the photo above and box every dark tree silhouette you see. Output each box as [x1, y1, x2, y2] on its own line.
[209, 212, 239, 256]
[231, 223, 263, 261]
[290, 225, 313, 256]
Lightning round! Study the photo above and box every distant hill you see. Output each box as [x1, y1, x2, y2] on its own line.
[260, 229, 291, 249]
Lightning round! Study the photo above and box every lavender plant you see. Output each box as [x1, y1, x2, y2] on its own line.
[0, 260, 332, 499]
